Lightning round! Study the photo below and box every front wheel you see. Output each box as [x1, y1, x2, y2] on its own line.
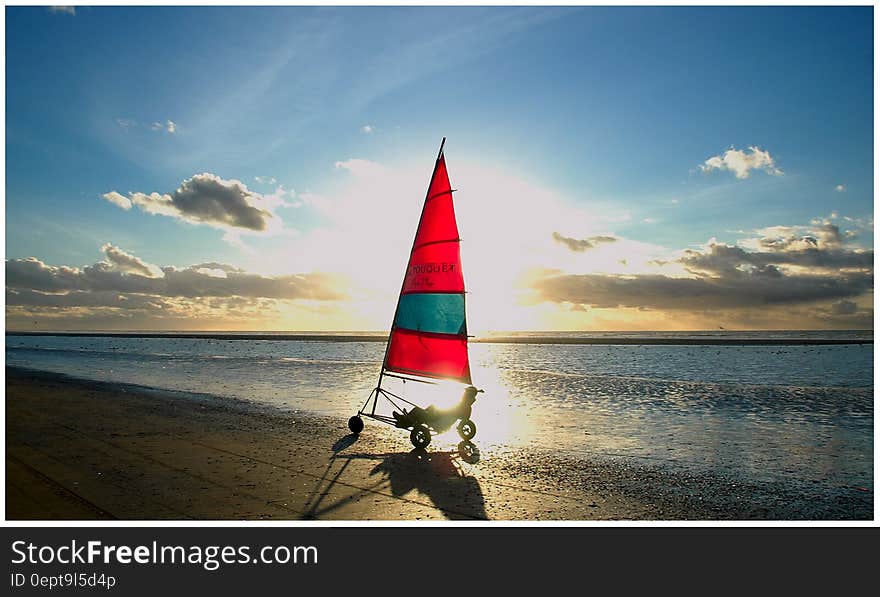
[410, 425, 431, 449]
[457, 419, 476, 440]
[348, 415, 364, 434]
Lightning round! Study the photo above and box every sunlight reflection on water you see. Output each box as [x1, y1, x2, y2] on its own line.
[6, 335, 873, 486]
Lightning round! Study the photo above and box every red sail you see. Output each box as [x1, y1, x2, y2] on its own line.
[386, 328, 470, 382]
[383, 148, 471, 384]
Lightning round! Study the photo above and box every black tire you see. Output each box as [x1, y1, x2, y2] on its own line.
[410, 425, 431, 449]
[457, 419, 476, 440]
[457, 440, 480, 463]
[348, 415, 364, 434]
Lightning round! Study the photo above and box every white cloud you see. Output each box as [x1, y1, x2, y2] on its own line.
[259, 186, 297, 211]
[115, 118, 136, 130]
[334, 158, 387, 178]
[101, 191, 132, 211]
[699, 146, 783, 179]
[116, 118, 177, 134]
[361, 125, 374, 134]
[835, 184, 846, 192]
[151, 120, 177, 134]
[254, 176, 278, 185]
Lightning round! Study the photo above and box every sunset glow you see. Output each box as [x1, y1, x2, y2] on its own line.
[5, 6, 873, 332]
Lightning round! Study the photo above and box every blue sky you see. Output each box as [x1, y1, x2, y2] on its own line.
[5, 6, 874, 331]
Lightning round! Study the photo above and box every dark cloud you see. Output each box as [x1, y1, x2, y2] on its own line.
[531, 269, 872, 311]
[5, 258, 82, 293]
[102, 173, 276, 232]
[754, 222, 844, 252]
[552, 232, 617, 252]
[158, 267, 344, 300]
[5, 289, 170, 310]
[530, 221, 873, 323]
[830, 300, 858, 316]
[5, 296, 282, 331]
[680, 241, 872, 276]
[6, 255, 346, 302]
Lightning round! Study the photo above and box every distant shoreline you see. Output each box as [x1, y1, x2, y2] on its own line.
[6, 331, 873, 345]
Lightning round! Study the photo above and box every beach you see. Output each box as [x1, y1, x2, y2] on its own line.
[6, 366, 872, 520]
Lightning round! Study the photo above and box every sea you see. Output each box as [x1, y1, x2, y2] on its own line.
[6, 330, 873, 490]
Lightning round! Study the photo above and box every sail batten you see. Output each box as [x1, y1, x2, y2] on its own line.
[382, 141, 471, 385]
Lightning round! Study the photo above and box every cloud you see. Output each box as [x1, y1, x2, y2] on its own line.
[101, 191, 132, 210]
[48, 6, 75, 15]
[526, 214, 873, 327]
[151, 120, 177, 134]
[699, 146, 783, 179]
[254, 176, 277, 185]
[101, 243, 161, 278]
[115, 118, 177, 134]
[830, 300, 858, 315]
[115, 118, 136, 130]
[333, 158, 387, 179]
[6, 245, 349, 329]
[552, 232, 618, 252]
[741, 215, 872, 256]
[6, 250, 347, 302]
[103, 173, 281, 233]
[680, 239, 871, 275]
[5, 258, 81, 293]
[835, 184, 846, 192]
[529, 268, 871, 311]
[361, 125, 374, 134]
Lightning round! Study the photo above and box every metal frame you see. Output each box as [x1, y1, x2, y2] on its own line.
[357, 386, 416, 426]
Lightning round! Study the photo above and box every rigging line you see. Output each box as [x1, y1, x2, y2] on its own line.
[425, 188, 457, 202]
[410, 237, 461, 252]
[381, 371, 439, 385]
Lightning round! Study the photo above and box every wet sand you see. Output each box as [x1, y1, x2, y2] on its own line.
[5, 367, 872, 520]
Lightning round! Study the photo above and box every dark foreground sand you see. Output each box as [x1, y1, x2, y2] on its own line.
[6, 367, 872, 520]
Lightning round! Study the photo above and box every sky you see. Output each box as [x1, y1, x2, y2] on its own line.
[4, 5, 874, 332]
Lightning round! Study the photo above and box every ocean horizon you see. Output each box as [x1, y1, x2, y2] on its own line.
[5, 329, 874, 344]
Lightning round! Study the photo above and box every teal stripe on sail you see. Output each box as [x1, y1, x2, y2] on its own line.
[395, 293, 466, 336]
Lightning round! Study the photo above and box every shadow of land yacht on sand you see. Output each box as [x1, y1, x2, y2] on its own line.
[301, 434, 487, 520]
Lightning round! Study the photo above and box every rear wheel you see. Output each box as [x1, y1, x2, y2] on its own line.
[410, 425, 431, 449]
[348, 415, 364, 434]
[457, 419, 476, 440]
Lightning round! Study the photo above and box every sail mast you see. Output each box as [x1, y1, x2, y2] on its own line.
[376, 137, 447, 389]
